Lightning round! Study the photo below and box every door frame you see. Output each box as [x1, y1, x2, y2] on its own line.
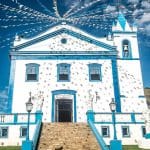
[51, 89, 77, 122]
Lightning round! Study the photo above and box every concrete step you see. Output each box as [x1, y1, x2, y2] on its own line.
[37, 123, 101, 150]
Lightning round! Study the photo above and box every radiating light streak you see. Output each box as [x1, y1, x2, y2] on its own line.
[0, 19, 55, 29]
[11, 1, 57, 21]
[36, 0, 56, 17]
[52, 0, 61, 18]
[0, 3, 59, 25]
[63, 1, 81, 18]
[65, 0, 105, 18]
[0, 23, 54, 49]
[0, 3, 56, 22]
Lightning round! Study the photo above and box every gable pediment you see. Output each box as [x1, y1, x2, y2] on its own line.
[13, 28, 116, 53]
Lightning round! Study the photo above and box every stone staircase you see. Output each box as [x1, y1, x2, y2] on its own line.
[37, 123, 101, 150]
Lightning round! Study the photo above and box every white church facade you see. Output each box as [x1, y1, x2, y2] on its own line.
[0, 13, 149, 149]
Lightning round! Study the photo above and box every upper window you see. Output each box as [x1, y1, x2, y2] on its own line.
[88, 63, 102, 81]
[20, 126, 27, 138]
[101, 126, 110, 137]
[0, 127, 8, 138]
[122, 126, 130, 137]
[122, 40, 132, 58]
[26, 63, 40, 81]
[57, 63, 70, 82]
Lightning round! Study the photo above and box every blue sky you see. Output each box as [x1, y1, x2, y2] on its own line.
[0, 0, 150, 111]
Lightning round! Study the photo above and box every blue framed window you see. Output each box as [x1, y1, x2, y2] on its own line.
[122, 39, 132, 58]
[141, 126, 146, 137]
[122, 126, 130, 137]
[26, 63, 40, 81]
[20, 126, 27, 138]
[57, 63, 70, 82]
[88, 63, 102, 81]
[0, 127, 8, 138]
[101, 126, 110, 137]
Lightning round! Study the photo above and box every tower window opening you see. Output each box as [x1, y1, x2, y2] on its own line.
[122, 40, 131, 58]
[123, 45, 129, 57]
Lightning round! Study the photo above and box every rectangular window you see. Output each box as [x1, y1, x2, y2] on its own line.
[20, 127, 27, 137]
[89, 64, 102, 81]
[57, 63, 70, 81]
[101, 126, 109, 137]
[0, 127, 8, 138]
[142, 126, 146, 137]
[122, 126, 130, 137]
[26, 63, 39, 81]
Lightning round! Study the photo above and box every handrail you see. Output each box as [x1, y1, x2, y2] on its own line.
[92, 112, 144, 124]
[32, 120, 42, 150]
[0, 112, 43, 125]
[0, 113, 36, 125]
[88, 119, 109, 150]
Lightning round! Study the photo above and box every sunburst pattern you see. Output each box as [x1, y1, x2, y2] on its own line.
[0, 0, 149, 49]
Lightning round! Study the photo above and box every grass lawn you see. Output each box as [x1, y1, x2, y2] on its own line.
[0, 146, 21, 150]
[123, 145, 144, 150]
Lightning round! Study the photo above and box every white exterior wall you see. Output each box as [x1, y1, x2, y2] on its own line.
[95, 124, 145, 145]
[0, 125, 36, 146]
[12, 59, 114, 122]
[118, 60, 147, 112]
[113, 33, 139, 58]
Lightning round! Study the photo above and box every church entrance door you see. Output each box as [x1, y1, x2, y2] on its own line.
[55, 99, 72, 122]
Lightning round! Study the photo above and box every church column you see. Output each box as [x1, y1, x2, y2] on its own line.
[111, 59, 121, 112]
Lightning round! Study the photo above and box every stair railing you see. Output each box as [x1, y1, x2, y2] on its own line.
[87, 110, 109, 150]
[32, 111, 43, 150]
[32, 120, 42, 150]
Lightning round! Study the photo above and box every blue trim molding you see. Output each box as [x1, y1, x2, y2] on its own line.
[10, 53, 117, 60]
[131, 113, 136, 123]
[111, 59, 121, 112]
[51, 89, 77, 122]
[8, 59, 16, 113]
[138, 96, 145, 98]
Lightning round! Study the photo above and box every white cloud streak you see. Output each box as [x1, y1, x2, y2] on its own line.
[0, 87, 8, 99]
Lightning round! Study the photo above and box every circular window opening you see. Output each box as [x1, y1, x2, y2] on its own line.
[61, 38, 67, 44]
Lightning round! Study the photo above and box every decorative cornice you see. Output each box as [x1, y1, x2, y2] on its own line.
[9, 50, 118, 60]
